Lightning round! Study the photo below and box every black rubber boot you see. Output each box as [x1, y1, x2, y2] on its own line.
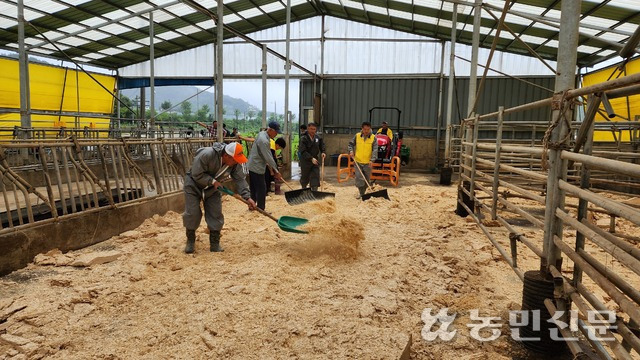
[210, 231, 224, 252]
[185, 229, 196, 254]
[311, 187, 318, 191]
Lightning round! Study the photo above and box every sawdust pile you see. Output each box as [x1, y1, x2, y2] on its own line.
[297, 214, 363, 259]
[1, 174, 589, 359]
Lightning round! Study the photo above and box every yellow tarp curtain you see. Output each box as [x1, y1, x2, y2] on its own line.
[0, 58, 115, 138]
[582, 57, 640, 142]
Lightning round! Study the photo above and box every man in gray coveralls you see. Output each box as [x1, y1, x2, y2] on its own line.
[182, 142, 257, 254]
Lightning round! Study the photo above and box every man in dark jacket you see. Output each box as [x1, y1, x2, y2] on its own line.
[298, 122, 326, 191]
[183, 142, 256, 254]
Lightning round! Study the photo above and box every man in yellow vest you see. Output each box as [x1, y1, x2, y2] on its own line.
[376, 121, 393, 141]
[348, 121, 378, 198]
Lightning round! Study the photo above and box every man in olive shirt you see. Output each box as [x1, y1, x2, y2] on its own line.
[247, 121, 284, 210]
[183, 142, 256, 253]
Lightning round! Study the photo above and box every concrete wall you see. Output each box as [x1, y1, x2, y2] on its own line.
[324, 134, 440, 170]
[0, 191, 185, 276]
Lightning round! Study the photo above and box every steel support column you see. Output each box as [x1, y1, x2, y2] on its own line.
[216, 0, 224, 142]
[467, 0, 482, 119]
[436, 40, 446, 167]
[18, 4, 31, 128]
[320, 15, 325, 128]
[262, 44, 267, 129]
[444, 4, 457, 162]
[149, 11, 156, 137]
[541, 0, 582, 274]
[284, 0, 292, 135]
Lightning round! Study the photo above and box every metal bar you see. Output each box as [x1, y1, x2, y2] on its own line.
[469, 116, 479, 195]
[148, 143, 163, 195]
[573, 110, 595, 285]
[122, 147, 135, 200]
[215, 0, 224, 143]
[108, 146, 123, 203]
[457, 198, 523, 281]
[17, 0, 31, 130]
[548, 266, 630, 360]
[467, 0, 482, 118]
[541, 0, 581, 275]
[559, 180, 640, 226]
[554, 235, 640, 325]
[543, 299, 584, 357]
[556, 209, 640, 277]
[156, 144, 169, 192]
[11, 182, 23, 226]
[572, 93, 601, 153]
[498, 197, 544, 229]
[98, 145, 114, 207]
[0, 173, 11, 228]
[568, 72, 640, 100]
[620, 24, 640, 59]
[284, 0, 292, 135]
[60, 147, 77, 213]
[454, 55, 553, 93]
[475, 157, 547, 182]
[75, 68, 80, 130]
[26, 0, 182, 50]
[67, 149, 91, 209]
[561, 151, 640, 178]
[475, 143, 543, 155]
[578, 248, 640, 306]
[436, 41, 446, 166]
[577, 319, 615, 360]
[49, 147, 67, 216]
[115, 146, 130, 201]
[491, 107, 503, 220]
[482, 6, 556, 75]
[149, 11, 156, 138]
[261, 44, 267, 129]
[38, 145, 57, 219]
[576, 283, 640, 355]
[444, 3, 457, 162]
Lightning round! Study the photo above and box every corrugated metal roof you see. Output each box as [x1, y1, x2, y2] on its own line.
[0, 0, 638, 69]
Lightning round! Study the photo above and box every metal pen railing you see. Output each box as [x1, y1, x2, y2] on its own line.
[0, 137, 251, 234]
[456, 72, 640, 358]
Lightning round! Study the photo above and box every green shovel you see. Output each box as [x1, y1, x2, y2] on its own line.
[219, 186, 309, 234]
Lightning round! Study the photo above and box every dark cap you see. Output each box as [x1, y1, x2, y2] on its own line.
[268, 121, 282, 134]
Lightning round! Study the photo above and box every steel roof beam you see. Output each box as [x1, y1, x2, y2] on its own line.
[181, 0, 316, 76]
[25, 0, 180, 50]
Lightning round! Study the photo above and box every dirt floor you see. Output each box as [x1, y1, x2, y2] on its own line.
[0, 169, 636, 359]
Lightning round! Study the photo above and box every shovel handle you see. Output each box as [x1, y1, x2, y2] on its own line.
[280, 178, 295, 191]
[220, 186, 279, 223]
[321, 157, 324, 191]
[267, 165, 295, 191]
[352, 158, 375, 192]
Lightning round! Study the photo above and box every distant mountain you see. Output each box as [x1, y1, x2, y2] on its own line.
[121, 86, 259, 116]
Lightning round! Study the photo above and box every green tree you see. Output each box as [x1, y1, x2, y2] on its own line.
[247, 110, 255, 121]
[160, 100, 172, 111]
[197, 104, 211, 122]
[181, 101, 192, 122]
[233, 109, 240, 128]
[116, 95, 135, 122]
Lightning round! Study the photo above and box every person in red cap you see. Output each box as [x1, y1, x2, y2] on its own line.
[182, 142, 256, 254]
